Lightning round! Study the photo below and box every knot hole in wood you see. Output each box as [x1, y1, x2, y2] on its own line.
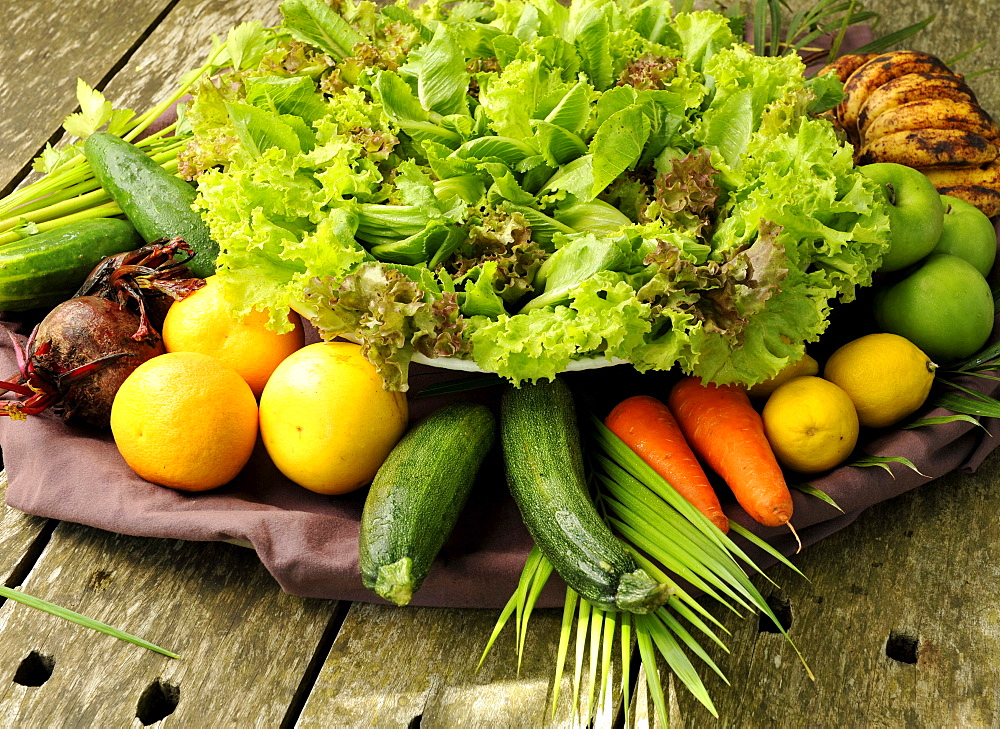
[12, 650, 54, 687]
[758, 593, 792, 634]
[886, 630, 919, 664]
[137, 678, 180, 725]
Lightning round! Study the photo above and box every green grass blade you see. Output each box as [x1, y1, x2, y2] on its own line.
[965, 67, 1000, 81]
[945, 40, 988, 68]
[513, 548, 546, 667]
[639, 613, 719, 718]
[479, 584, 521, 668]
[600, 461, 788, 588]
[658, 608, 729, 684]
[903, 414, 987, 431]
[598, 610, 616, 714]
[667, 595, 731, 652]
[935, 391, 1000, 418]
[849, 455, 929, 478]
[608, 509, 755, 614]
[940, 379, 999, 402]
[479, 546, 546, 670]
[949, 340, 1000, 370]
[634, 618, 670, 726]
[729, 521, 810, 575]
[753, 0, 769, 56]
[585, 606, 603, 721]
[824, 0, 855, 62]
[599, 485, 749, 609]
[517, 554, 554, 668]
[549, 588, 578, 720]
[590, 418, 731, 550]
[572, 598, 591, 722]
[630, 549, 738, 633]
[0, 585, 178, 658]
[791, 482, 844, 512]
[620, 612, 632, 727]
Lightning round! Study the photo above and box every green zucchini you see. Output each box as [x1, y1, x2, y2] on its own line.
[359, 402, 496, 606]
[0, 218, 142, 311]
[501, 377, 671, 614]
[83, 131, 218, 278]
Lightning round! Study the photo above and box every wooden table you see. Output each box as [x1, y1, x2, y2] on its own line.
[2, 1, 998, 726]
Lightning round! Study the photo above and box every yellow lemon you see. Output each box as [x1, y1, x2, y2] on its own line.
[762, 376, 859, 473]
[823, 333, 937, 428]
[258, 342, 408, 495]
[747, 353, 820, 399]
[162, 276, 305, 398]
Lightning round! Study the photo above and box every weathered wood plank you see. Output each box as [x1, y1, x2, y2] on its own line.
[96, 0, 283, 114]
[300, 601, 626, 727]
[0, 471, 51, 583]
[0, 0, 284, 196]
[0, 521, 339, 726]
[0, 0, 175, 189]
[670, 451, 1000, 727]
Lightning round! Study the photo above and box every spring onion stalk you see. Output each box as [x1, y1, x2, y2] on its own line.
[0, 40, 227, 245]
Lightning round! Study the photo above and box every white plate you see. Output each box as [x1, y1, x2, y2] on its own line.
[337, 333, 628, 373]
[410, 351, 630, 373]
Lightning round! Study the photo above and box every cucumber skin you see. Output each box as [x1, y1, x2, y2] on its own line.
[501, 378, 660, 613]
[359, 402, 496, 605]
[0, 218, 142, 311]
[84, 132, 218, 278]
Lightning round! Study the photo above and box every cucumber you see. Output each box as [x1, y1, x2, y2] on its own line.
[0, 218, 142, 311]
[501, 377, 671, 614]
[359, 402, 496, 606]
[83, 131, 218, 278]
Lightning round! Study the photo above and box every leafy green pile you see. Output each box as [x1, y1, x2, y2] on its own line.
[182, 0, 890, 389]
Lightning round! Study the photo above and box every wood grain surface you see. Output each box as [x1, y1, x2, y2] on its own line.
[0, 520, 339, 727]
[0, 473, 52, 585]
[0, 0, 174, 192]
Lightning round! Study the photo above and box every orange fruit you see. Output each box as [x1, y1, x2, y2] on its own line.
[110, 352, 259, 491]
[162, 276, 305, 397]
[259, 342, 408, 495]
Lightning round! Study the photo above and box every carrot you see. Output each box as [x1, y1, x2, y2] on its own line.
[605, 395, 730, 533]
[667, 377, 793, 528]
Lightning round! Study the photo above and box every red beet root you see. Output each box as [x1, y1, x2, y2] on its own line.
[1, 297, 165, 428]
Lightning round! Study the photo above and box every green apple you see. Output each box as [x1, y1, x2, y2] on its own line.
[859, 162, 944, 273]
[874, 253, 994, 362]
[934, 194, 997, 277]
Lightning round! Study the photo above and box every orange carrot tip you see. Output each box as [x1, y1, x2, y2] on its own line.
[667, 377, 794, 529]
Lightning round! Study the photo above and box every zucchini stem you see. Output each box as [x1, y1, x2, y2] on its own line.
[374, 558, 416, 607]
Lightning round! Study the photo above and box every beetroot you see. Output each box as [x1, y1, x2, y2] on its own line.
[0, 237, 203, 429]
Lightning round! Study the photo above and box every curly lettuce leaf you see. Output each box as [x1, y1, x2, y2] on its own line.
[445, 207, 545, 304]
[644, 147, 720, 239]
[301, 262, 471, 390]
[469, 270, 651, 382]
[670, 11, 740, 72]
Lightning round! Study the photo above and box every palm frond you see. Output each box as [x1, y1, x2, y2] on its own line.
[791, 482, 844, 512]
[849, 454, 928, 478]
[482, 416, 815, 726]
